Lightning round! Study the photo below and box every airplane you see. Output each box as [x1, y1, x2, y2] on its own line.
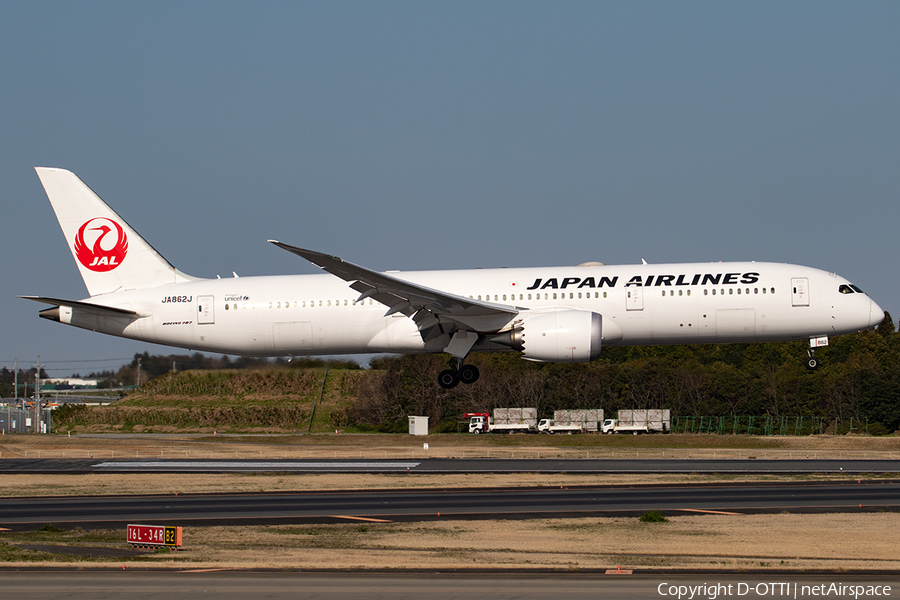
[24, 167, 885, 388]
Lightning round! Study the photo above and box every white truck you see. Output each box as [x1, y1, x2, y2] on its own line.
[602, 409, 671, 434]
[537, 419, 584, 434]
[465, 413, 534, 434]
[601, 419, 649, 435]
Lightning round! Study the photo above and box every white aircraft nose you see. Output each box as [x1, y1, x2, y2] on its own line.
[870, 298, 885, 329]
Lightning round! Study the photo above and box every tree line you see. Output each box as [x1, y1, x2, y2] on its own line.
[16, 314, 900, 435]
[352, 314, 900, 434]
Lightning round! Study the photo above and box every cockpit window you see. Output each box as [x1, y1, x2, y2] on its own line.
[850, 284, 865, 294]
[839, 284, 854, 294]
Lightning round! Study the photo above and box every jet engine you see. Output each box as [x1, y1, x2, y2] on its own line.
[492, 309, 603, 363]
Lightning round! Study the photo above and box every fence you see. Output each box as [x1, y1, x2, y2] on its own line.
[0, 407, 53, 434]
[672, 415, 826, 436]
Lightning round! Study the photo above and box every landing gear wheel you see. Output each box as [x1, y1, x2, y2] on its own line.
[805, 356, 819, 370]
[438, 369, 460, 389]
[459, 364, 480, 385]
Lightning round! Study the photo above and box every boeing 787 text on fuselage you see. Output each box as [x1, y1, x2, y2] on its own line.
[25, 168, 884, 388]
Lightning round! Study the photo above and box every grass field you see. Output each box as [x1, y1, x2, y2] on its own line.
[8, 367, 899, 571]
[2, 513, 898, 571]
[0, 432, 898, 571]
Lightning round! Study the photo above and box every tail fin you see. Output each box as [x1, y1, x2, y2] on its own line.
[35, 167, 199, 296]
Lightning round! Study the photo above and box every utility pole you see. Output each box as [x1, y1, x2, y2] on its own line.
[35, 355, 41, 434]
[137, 357, 141, 387]
[14, 359, 17, 401]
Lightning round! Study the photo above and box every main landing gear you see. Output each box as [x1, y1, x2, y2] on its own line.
[438, 360, 480, 389]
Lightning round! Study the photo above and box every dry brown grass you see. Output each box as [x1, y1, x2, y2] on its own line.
[2, 432, 899, 461]
[0, 470, 889, 498]
[1, 433, 898, 571]
[2, 514, 898, 571]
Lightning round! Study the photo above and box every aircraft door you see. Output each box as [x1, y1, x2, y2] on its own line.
[791, 278, 809, 307]
[198, 295, 215, 324]
[626, 287, 644, 311]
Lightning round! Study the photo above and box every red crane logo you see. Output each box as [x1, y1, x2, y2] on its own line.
[74, 218, 128, 272]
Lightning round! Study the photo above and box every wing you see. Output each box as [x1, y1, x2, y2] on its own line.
[268, 241, 519, 345]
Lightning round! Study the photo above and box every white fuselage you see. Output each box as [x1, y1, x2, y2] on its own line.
[68, 261, 882, 357]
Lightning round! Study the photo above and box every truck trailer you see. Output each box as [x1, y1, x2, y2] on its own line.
[537, 419, 584, 434]
[464, 411, 535, 434]
[601, 409, 671, 434]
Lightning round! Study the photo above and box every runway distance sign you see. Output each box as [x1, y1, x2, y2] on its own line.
[127, 524, 182, 548]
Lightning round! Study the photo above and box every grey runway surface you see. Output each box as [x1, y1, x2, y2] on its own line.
[1, 480, 898, 530]
[0, 571, 896, 600]
[1, 457, 899, 474]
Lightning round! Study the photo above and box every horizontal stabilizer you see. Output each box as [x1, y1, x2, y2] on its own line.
[20, 296, 143, 318]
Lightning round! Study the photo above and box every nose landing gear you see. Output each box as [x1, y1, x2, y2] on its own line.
[805, 351, 818, 370]
[806, 336, 828, 370]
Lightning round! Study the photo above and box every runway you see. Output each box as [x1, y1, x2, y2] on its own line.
[0, 571, 895, 600]
[1, 457, 898, 474]
[1, 480, 897, 530]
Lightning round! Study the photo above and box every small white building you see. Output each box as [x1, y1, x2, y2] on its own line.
[408, 416, 429, 436]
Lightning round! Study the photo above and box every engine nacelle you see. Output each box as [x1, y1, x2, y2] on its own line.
[498, 310, 603, 363]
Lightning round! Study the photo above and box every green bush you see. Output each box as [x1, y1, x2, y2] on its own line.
[639, 510, 668, 523]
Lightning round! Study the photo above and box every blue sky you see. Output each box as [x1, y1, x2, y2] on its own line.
[2, 2, 898, 377]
